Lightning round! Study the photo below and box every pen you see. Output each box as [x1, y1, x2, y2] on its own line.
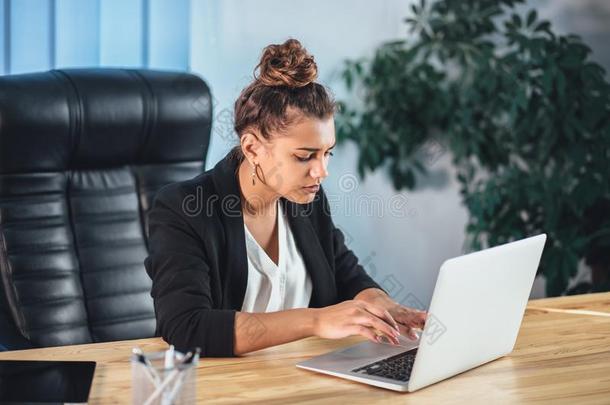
[165, 347, 201, 403]
[164, 345, 175, 370]
[132, 347, 161, 385]
[161, 345, 175, 405]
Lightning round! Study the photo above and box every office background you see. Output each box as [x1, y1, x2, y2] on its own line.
[1, 0, 609, 304]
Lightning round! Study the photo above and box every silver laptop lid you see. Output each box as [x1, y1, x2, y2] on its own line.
[408, 234, 546, 391]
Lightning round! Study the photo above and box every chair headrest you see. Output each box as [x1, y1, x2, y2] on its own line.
[0, 68, 213, 174]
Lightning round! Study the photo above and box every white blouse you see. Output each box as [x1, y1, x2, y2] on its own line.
[240, 200, 313, 313]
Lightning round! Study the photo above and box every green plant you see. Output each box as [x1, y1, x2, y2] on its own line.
[337, 0, 610, 296]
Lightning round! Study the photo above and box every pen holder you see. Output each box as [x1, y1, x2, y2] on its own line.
[131, 348, 198, 405]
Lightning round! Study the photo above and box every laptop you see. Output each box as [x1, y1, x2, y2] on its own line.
[297, 234, 547, 392]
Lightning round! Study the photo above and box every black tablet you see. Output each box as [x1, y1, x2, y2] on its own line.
[0, 360, 96, 404]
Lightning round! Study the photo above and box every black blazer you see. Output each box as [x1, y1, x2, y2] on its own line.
[144, 151, 382, 357]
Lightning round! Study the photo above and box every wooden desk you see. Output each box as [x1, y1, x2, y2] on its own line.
[1, 293, 609, 404]
[527, 291, 610, 316]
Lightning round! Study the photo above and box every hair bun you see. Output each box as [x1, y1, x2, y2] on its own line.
[255, 39, 318, 88]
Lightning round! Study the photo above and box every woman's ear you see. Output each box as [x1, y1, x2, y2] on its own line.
[240, 131, 263, 166]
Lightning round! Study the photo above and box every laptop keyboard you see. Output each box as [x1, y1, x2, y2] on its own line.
[351, 348, 417, 382]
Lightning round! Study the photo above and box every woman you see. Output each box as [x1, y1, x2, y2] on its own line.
[144, 39, 426, 357]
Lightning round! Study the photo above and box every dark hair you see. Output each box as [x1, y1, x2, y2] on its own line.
[230, 39, 336, 161]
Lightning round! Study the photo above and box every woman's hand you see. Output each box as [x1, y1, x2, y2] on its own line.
[354, 288, 427, 340]
[312, 300, 402, 345]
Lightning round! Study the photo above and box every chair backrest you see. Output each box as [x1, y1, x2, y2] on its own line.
[0, 68, 212, 348]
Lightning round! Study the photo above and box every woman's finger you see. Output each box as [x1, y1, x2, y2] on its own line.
[360, 302, 400, 332]
[394, 307, 427, 329]
[354, 313, 400, 345]
[412, 310, 427, 328]
[397, 323, 419, 340]
[351, 325, 380, 344]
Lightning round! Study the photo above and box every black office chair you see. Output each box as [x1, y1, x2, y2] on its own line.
[0, 69, 212, 350]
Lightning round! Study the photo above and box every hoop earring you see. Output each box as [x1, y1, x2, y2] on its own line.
[254, 163, 266, 185]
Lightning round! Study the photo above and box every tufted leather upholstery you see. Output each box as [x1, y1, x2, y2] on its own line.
[0, 69, 212, 349]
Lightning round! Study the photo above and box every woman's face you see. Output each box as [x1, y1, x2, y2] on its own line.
[255, 115, 336, 204]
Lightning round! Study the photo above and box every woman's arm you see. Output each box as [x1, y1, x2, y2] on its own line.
[234, 299, 403, 355]
[145, 184, 238, 357]
[233, 309, 314, 355]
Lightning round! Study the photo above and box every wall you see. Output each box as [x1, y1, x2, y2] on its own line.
[2, 0, 609, 303]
